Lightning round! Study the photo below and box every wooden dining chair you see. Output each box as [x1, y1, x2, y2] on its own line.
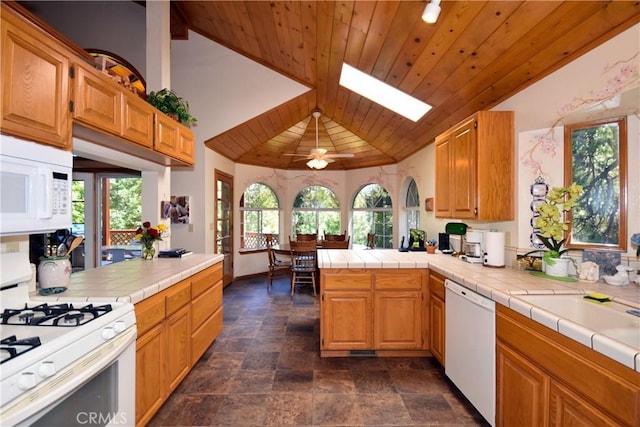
[267, 247, 292, 292]
[321, 236, 350, 249]
[289, 237, 318, 251]
[323, 230, 347, 241]
[290, 249, 317, 297]
[295, 233, 317, 242]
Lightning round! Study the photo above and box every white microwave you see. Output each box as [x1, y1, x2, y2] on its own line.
[0, 135, 73, 235]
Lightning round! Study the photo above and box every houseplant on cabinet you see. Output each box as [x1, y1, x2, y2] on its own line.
[147, 88, 197, 127]
[528, 183, 583, 277]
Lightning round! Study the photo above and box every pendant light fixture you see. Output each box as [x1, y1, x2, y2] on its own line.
[422, 0, 441, 24]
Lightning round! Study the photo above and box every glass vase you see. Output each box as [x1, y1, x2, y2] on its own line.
[142, 245, 156, 260]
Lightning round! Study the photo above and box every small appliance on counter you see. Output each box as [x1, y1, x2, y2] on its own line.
[443, 222, 468, 254]
[460, 229, 488, 264]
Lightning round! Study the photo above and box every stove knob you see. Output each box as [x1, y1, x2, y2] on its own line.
[113, 320, 126, 333]
[102, 326, 116, 340]
[17, 372, 37, 390]
[38, 361, 56, 378]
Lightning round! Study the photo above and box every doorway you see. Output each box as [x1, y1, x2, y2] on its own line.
[215, 170, 233, 286]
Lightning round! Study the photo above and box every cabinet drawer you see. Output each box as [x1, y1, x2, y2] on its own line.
[322, 270, 372, 290]
[192, 263, 223, 298]
[374, 270, 424, 290]
[429, 271, 446, 300]
[191, 283, 218, 331]
[165, 280, 191, 316]
[135, 292, 165, 336]
[192, 306, 222, 364]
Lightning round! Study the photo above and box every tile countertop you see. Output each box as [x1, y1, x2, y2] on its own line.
[318, 249, 640, 372]
[31, 254, 224, 305]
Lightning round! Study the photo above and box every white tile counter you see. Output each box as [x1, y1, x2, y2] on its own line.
[32, 254, 224, 304]
[318, 249, 640, 372]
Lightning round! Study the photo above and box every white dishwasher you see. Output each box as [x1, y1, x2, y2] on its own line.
[445, 279, 495, 426]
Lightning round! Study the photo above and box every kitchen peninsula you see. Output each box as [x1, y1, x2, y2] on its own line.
[318, 249, 640, 427]
[33, 254, 224, 426]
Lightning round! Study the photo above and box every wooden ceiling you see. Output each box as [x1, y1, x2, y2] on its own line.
[170, 1, 639, 170]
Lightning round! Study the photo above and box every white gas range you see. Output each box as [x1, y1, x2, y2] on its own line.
[0, 253, 137, 426]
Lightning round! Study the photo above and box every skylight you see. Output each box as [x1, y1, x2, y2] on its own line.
[339, 63, 432, 122]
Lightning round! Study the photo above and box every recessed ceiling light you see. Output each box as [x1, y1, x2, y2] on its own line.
[339, 63, 432, 122]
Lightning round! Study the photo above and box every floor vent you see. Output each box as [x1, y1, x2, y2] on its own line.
[349, 350, 377, 357]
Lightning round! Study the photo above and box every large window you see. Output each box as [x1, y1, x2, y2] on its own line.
[352, 183, 393, 248]
[240, 183, 280, 250]
[292, 186, 340, 236]
[565, 117, 627, 251]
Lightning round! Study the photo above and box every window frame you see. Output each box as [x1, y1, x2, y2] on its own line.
[239, 183, 281, 252]
[352, 183, 394, 249]
[291, 185, 341, 237]
[564, 116, 627, 251]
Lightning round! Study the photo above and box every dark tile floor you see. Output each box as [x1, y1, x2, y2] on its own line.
[149, 276, 489, 426]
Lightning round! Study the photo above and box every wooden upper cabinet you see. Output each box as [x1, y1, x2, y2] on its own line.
[1, 5, 71, 149]
[122, 90, 154, 149]
[435, 111, 514, 221]
[72, 62, 121, 135]
[434, 133, 451, 217]
[152, 113, 195, 165]
[176, 125, 195, 164]
[154, 112, 180, 158]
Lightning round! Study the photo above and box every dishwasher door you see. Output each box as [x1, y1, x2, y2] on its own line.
[445, 279, 495, 426]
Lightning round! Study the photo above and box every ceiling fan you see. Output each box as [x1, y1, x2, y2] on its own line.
[285, 110, 354, 169]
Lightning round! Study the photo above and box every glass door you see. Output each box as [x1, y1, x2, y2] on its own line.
[215, 170, 233, 286]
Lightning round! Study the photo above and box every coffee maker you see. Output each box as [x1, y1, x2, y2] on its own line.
[461, 230, 486, 264]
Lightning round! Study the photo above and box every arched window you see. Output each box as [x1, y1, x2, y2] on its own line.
[352, 183, 393, 248]
[240, 183, 280, 250]
[404, 178, 420, 234]
[292, 186, 340, 236]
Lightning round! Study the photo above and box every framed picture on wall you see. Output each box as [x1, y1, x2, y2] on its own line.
[161, 196, 190, 224]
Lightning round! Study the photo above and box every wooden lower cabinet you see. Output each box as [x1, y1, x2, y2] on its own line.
[322, 291, 372, 350]
[428, 270, 446, 365]
[320, 269, 427, 356]
[135, 322, 164, 427]
[497, 304, 640, 427]
[374, 291, 422, 349]
[134, 262, 223, 426]
[496, 341, 549, 426]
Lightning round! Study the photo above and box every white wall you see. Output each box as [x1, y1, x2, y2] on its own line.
[495, 23, 639, 255]
[20, 1, 147, 78]
[169, 31, 310, 256]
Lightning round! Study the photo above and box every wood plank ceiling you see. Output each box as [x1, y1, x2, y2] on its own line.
[171, 1, 639, 170]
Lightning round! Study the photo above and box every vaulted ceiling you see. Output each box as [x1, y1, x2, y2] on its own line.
[170, 1, 639, 170]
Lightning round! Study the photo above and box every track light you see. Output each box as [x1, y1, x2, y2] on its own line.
[422, 0, 441, 24]
[307, 158, 328, 170]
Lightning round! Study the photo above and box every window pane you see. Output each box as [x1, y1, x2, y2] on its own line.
[293, 185, 339, 208]
[243, 183, 279, 208]
[353, 183, 392, 208]
[319, 211, 341, 235]
[292, 210, 318, 234]
[406, 179, 420, 208]
[239, 183, 280, 250]
[566, 118, 626, 250]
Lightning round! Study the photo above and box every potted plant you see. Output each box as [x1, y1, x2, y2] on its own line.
[147, 88, 197, 127]
[526, 183, 583, 277]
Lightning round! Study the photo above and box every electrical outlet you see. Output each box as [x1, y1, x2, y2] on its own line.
[189, 224, 194, 232]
